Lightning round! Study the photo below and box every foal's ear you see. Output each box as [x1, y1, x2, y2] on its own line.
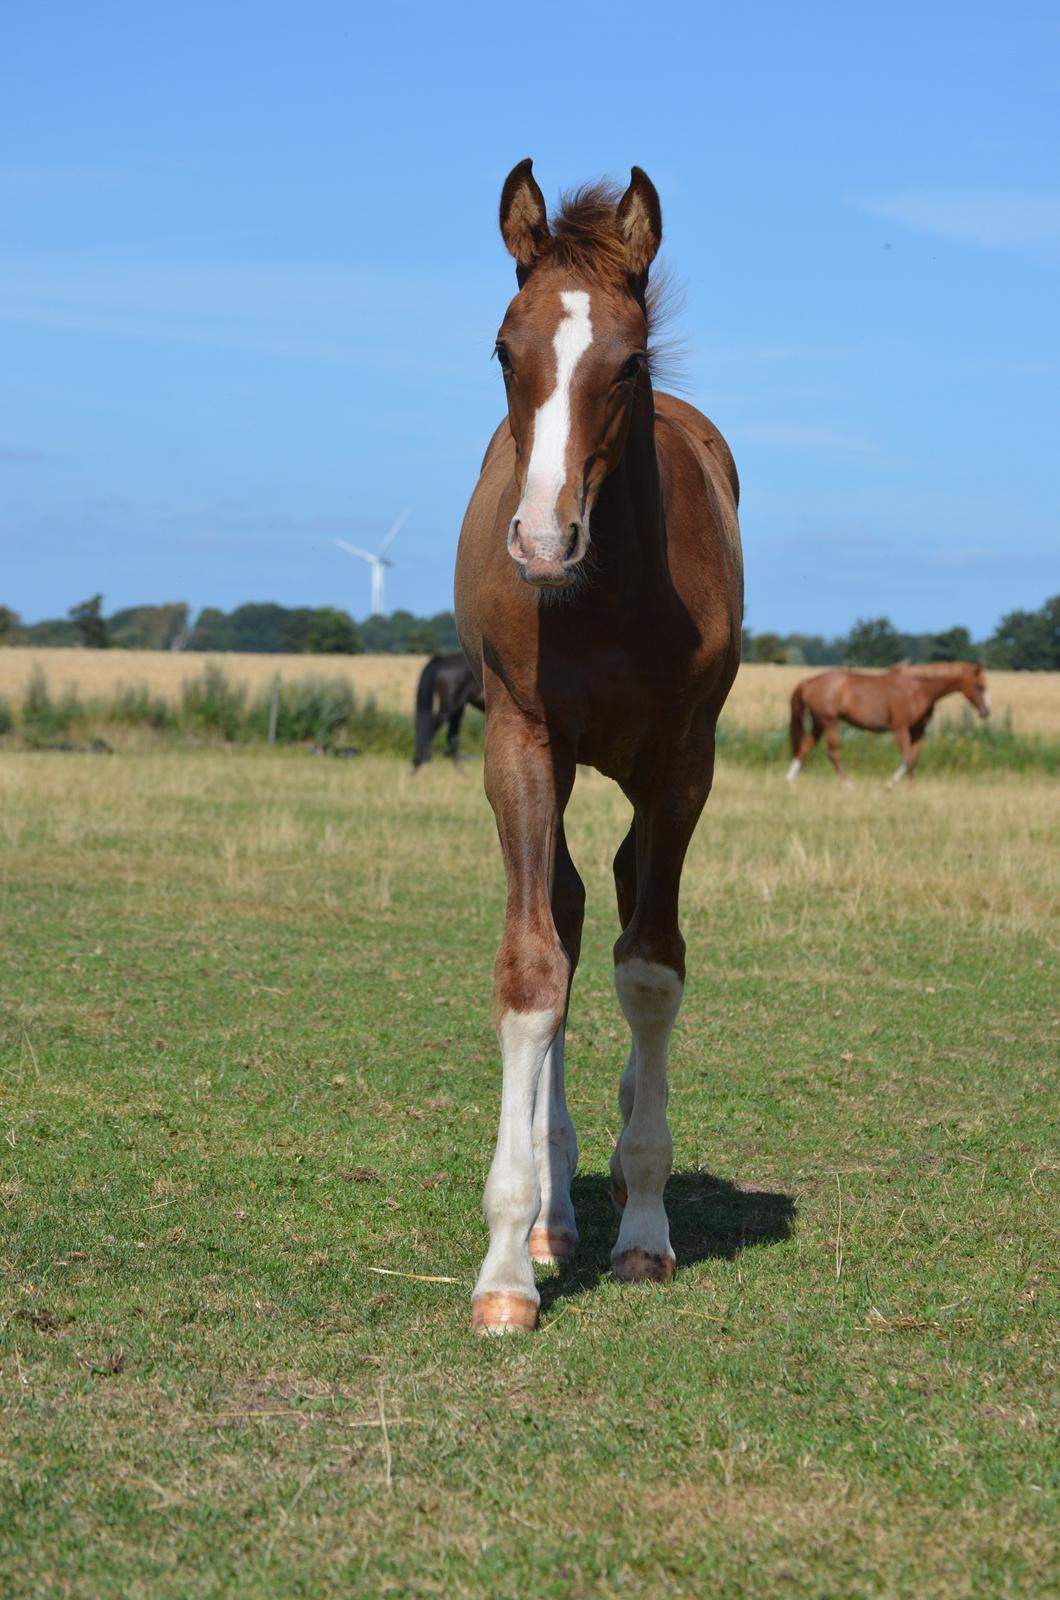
[499, 158, 550, 277]
[616, 167, 662, 278]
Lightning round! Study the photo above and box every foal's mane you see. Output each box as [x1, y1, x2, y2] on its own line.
[898, 661, 975, 678]
[546, 182, 680, 365]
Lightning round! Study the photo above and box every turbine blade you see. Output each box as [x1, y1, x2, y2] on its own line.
[335, 539, 375, 563]
[375, 508, 410, 557]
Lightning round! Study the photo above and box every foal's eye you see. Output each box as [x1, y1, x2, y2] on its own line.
[495, 343, 513, 375]
[617, 353, 645, 385]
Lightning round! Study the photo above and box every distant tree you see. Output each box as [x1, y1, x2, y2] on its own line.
[927, 625, 973, 662]
[985, 596, 1060, 671]
[306, 607, 362, 654]
[69, 594, 110, 649]
[23, 617, 79, 645]
[186, 608, 235, 650]
[425, 611, 462, 654]
[226, 603, 292, 653]
[781, 633, 838, 666]
[895, 633, 930, 664]
[280, 608, 316, 653]
[0, 605, 23, 644]
[107, 602, 190, 650]
[841, 617, 903, 667]
[753, 631, 787, 664]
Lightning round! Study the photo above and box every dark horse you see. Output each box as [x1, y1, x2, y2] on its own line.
[787, 661, 991, 786]
[411, 651, 484, 769]
[454, 160, 743, 1333]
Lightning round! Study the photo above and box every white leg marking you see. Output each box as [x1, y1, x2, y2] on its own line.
[530, 1022, 579, 1257]
[474, 1008, 558, 1308]
[609, 1043, 638, 1201]
[887, 763, 908, 790]
[512, 290, 593, 551]
[612, 959, 683, 1271]
[785, 758, 802, 781]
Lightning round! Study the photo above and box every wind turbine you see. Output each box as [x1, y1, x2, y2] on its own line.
[335, 510, 409, 616]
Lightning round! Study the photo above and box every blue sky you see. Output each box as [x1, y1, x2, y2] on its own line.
[2, 1, 1057, 636]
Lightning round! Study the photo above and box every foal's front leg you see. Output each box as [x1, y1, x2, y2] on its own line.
[611, 772, 710, 1284]
[528, 828, 584, 1265]
[472, 719, 574, 1334]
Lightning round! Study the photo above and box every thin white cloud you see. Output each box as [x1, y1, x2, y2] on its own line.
[0, 255, 494, 387]
[855, 189, 1060, 247]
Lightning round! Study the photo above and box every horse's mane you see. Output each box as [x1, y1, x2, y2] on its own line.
[896, 660, 976, 678]
[545, 183, 681, 370]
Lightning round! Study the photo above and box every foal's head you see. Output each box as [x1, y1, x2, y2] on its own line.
[494, 160, 663, 589]
[962, 661, 991, 718]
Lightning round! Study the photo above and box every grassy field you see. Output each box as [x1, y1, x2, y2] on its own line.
[2, 649, 1060, 737]
[1, 751, 1056, 1597]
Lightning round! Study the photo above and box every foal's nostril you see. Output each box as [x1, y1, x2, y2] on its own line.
[565, 523, 581, 561]
[507, 520, 526, 561]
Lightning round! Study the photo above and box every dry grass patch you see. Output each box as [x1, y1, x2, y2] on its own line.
[0, 647, 425, 713]
[3, 649, 1058, 736]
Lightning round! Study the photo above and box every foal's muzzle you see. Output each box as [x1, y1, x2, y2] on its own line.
[507, 517, 588, 588]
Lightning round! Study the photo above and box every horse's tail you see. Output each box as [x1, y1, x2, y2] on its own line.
[790, 684, 808, 756]
[413, 656, 442, 768]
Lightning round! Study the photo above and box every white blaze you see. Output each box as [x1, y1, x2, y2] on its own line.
[515, 290, 593, 546]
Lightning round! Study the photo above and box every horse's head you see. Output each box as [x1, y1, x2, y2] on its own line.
[494, 160, 662, 589]
[963, 662, 991, 718]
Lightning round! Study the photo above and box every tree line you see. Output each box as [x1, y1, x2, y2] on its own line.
[1, 593, 1057, 670]
[0, 598, 462, 657]
[745, 597, 1059, 672]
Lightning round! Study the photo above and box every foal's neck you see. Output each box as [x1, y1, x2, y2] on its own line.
[591, 385, 664, 587]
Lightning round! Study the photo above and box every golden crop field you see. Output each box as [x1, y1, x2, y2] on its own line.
[1, 647, 1058, 736]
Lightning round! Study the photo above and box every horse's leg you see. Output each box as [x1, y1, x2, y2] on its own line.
[787, 717, 822, 780]
[472, 710, 574, 1334]
[611, 765, 710, 1283]
[887, 724, 915, 789]
[528, 825, 584, 1265]
[823, 720, 849, 781]
[446, 701, 466, 761]
[609, 821, 639, 1212]
[905, 717, 929, 781]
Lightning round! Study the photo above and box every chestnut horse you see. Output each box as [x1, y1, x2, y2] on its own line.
[454, 160, 742, 1334]
[787, 661, 991, 787]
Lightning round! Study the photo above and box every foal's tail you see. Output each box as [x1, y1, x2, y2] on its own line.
[413, 656, 442, 769]
[790, 684, 808, 756]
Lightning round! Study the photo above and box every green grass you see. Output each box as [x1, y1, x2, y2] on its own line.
[0, 752, 1056, 1597]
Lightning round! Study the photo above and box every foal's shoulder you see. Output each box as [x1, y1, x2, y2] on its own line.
[478, 417, 515, 477]
[653, 392, 739, 508]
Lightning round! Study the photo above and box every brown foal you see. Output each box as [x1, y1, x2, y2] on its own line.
[787, 662, 991, 786]
[454, 160, 742, 1334]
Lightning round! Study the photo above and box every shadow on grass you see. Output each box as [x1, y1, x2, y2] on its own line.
[538, 1170, 796, 1312]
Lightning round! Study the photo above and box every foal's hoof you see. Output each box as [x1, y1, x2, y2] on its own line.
[471, 1292, 538, 1335]
[529, 1226, 578, 1265]
[612, 1249, 675, 1284]
[609, 1176, 628, 1214]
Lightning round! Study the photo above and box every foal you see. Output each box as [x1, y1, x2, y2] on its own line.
[455, 161, 743, 1333]
[787, 662, 991, 786]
